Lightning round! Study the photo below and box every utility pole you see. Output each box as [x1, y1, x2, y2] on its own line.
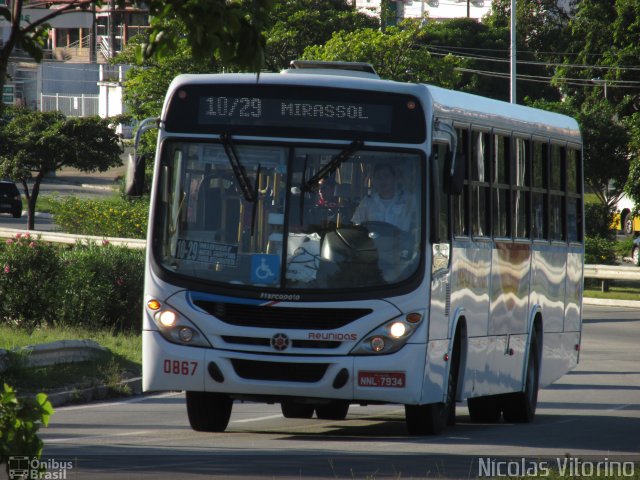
[510, 0, 516, 103]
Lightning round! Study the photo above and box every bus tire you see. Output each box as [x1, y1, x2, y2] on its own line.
[186, 391, 233, 432]
[405, 403, 446, 435]
[467, 395, 502, 423]
[315, 401, 350, 420]
[405, 333, 460, 434]
[502, 332, 539, 423]
[281, 401, 315, 419]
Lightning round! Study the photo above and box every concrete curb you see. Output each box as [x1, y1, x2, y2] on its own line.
[45, 377, 143, 407]
[1, 340, 143, 408]
[0, 339, 108, 371]
[583, 297, 640, 308]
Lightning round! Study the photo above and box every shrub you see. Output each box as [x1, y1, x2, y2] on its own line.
[0, 234, 60, 330]
[584, 202, 615, 239]
[584, 236, 617, 265]
[0, 383, 53, 477]
[51, 196, 149, 239]
[0, 237, 144, 332]
[57, 242, 144, 331]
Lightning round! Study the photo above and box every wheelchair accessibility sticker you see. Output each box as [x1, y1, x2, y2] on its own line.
[251, 254, 280, 284]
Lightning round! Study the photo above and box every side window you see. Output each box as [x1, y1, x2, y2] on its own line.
[566, 147, 583, 243]
[549, 144, 565, 241]
[513, 137, 530, 239]
[453, 127, 469, 237]
[492, 133, 510, 238]
[470, 130, 490, 237]
[531, 140, 547, 240]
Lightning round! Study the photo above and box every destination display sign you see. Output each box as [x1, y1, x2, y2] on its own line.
[164, 84, 426, 143]
[198, 96, 392, 133]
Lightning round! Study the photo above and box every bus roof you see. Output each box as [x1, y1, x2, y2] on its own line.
[425, 84, 581, 144]
[163, 73, 581, 144]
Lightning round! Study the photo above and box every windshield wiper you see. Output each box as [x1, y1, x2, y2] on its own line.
[301, 140, 363, 193]
[220, 133, 256, 203]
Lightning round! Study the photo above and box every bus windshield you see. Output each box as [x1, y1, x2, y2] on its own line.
[153, 140, 423, 290]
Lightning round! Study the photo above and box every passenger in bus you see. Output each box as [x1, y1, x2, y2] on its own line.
[316, 177, 338, 209]
[306, 177, 340, 228]
[351, 163, 416, 232]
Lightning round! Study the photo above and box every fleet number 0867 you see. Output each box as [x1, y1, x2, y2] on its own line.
[163, 359, 198, 376]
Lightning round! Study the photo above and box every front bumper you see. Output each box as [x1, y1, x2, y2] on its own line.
[143, 330, 429, 404]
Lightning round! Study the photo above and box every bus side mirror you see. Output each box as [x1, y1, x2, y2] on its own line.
[444, 151, 465, 195]
[125, 153, 147, 197]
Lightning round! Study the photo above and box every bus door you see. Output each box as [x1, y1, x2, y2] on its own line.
[428, 141, 453, 342]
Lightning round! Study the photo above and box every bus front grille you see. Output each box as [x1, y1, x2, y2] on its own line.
[194, 301, 372, 330]
[222, 336, 341, 349]
[230, 359, 329, 382]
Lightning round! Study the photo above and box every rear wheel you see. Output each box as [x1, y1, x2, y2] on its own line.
[632, 246, 640, 266]
[186, 391, 233, 432]
[502, 332, 540, 423]
[281, 401, 315, 419]
[315, 401, 350, 420]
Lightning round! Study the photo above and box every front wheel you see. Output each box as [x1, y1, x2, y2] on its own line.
[405, 402, 448, 435]
[405, 333, 460, 434]
[315, 401, 349, 420]
[502, 333, 540, 423]
[467, 395, 502, 423]
[281, 401, 315, 419]
[186, 391, 233, 432]
[632, 246, 640, 266]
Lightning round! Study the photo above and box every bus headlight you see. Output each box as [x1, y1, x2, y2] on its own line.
[150, 306, 212, 348]
[350, 312, 423, 355]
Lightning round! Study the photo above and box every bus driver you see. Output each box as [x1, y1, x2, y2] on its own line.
[351, 163, 416, 232]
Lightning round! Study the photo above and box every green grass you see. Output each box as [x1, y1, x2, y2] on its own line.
[0, 325, 141, 395]
[584, 284, 640, 301]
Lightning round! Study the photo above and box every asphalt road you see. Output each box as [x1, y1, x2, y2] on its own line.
[12, 304, 636, 480]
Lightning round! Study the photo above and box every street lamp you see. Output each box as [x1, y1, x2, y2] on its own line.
[510, 0, 516, 104]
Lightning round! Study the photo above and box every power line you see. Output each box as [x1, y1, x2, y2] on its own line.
[426, 46, 640, 72]
[454, 67, 640, 88]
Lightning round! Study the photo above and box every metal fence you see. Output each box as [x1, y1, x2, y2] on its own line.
[40, 93, 99, 117]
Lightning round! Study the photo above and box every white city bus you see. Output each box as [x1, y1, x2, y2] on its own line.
[141, 61, 583, 435]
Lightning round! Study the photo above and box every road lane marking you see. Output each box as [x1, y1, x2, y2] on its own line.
[45, 430, 155, 443]
[231, 414, 283, 423]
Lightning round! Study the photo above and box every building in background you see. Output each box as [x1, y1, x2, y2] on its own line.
[1, 0, 145, 130]
[353, 0, 494, 22]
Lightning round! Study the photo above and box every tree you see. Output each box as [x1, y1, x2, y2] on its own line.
[480, 0, 572, 103]
[302, 22, 461, 87]
[116, 20, 217, 122]
[417, 17, 509, 97]
[0, 0, 273, 115]
[530, 98, 630, 207]
[264, 0, 378, 72]
[117, 0, 378, 121]
[0, 109, 122, 229]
